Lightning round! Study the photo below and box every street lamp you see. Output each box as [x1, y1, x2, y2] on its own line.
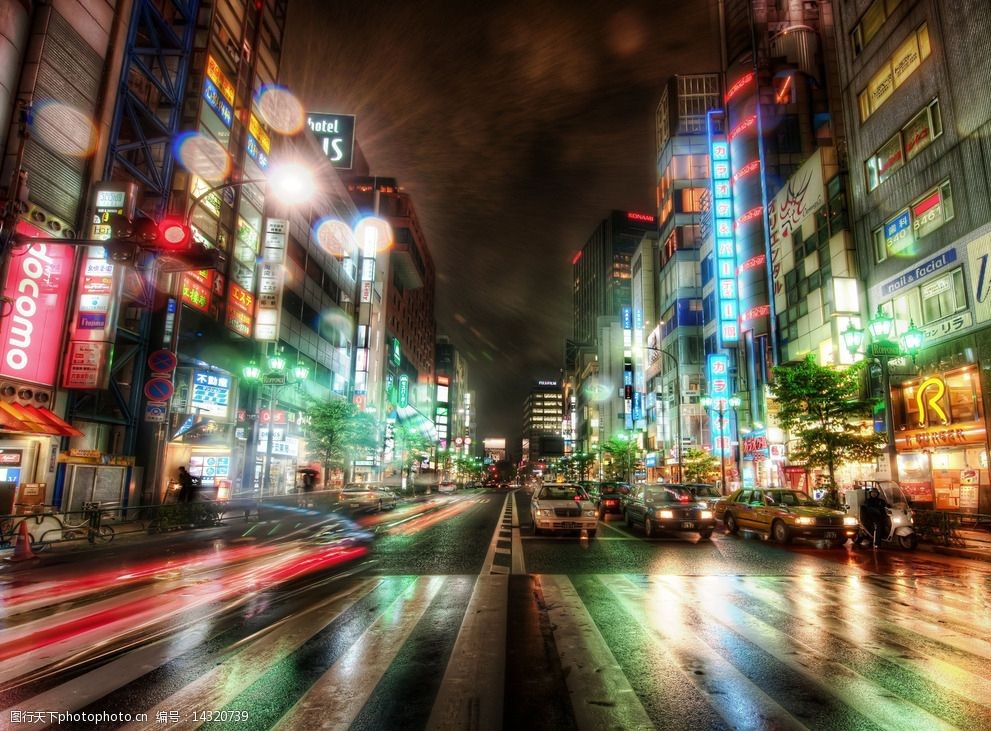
[701, 395, 741, 493]
[645, 345, 682, 482]
[842, 305, 924, 482]
[242, 346, 310, 496]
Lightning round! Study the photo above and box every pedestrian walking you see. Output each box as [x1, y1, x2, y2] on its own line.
[302, 470, 317, 493]
[176, 466, 198, 503]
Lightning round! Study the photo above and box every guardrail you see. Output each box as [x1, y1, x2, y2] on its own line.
[913, 509, 991, 546]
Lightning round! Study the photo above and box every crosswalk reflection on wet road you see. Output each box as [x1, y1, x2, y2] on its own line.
[4, 558, 991, 730]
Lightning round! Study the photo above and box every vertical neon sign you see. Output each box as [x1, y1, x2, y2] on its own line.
[706, 353, 731, 458]
[708, 111, 739, 346]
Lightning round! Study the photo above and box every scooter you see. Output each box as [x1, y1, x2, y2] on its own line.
[844, 481, 918, 550]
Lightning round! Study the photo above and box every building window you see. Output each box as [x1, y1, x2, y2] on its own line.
[865, 99, 942, 191]
[851, 0, 900, 57]
[857, 23, 930, 121]
[920, 268, 967, 324]
[872, 180, 953, 262]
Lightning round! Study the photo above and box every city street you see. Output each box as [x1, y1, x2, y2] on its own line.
[3, 488, 991, 730]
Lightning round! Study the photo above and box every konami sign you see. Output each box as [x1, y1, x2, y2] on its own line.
[0, 235, 74, 386]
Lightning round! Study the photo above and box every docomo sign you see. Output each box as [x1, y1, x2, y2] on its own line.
[0, 240, 75, 386]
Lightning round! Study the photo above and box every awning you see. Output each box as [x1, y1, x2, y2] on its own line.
[0, 402, 83, 437]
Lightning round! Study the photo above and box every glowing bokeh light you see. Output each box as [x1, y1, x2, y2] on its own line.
[354, 216, 393, 255]
[320, 310, 354, 347]
[256, 85, 306, 135]
[174, 131, 231, 182]
[315, 218, 357, 258]
[31, 101, 98, 158]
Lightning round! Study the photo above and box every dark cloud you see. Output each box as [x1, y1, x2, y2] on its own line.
[282, 0, 720, 446]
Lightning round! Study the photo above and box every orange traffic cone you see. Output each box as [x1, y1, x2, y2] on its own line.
[6, 520, 37, 562]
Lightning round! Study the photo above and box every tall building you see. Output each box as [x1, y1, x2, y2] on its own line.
[572, 211, 658, 454]
[522, 380, 564, 464]
[347, 176, 437, 479]
[0, 1, 366, 507]
[834, 0, 991, 511]
[647, 74, 720, 480]
[698, 0, 846, 488]
[435, 336, 469, 452]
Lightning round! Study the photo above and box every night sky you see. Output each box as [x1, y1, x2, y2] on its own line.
[282, 0, 720, 448]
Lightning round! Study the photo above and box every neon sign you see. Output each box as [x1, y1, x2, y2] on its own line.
[915, 376, 948, 426]
[626, 211, 656, 224]
[707, 111, 739, 346]
[707, 353, 731, 457]
[725, 72, 755, 103]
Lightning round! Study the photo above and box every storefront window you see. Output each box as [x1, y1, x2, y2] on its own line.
[945, 368, 983, 424]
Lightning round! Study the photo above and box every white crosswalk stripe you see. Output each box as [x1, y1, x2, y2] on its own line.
[5, 571, 991, 730]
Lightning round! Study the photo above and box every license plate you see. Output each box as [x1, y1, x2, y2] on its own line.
[563, 522, 580, 529]
[824, 531, 837, 539]
[681, 521, 695, 529]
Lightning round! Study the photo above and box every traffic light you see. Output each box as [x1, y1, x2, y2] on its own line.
[156, 217, 192, 251]
[106, 213, 222, 271]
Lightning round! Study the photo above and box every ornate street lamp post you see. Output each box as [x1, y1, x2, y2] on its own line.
[242, 347, 309, 496]
[645, 345, 682, 482]
[701, 395, 741, 493]
[842, 305, 924, 483]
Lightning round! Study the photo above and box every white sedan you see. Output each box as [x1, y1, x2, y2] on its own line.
[530, 483, 599, 537]
[338, 484, 398, 512]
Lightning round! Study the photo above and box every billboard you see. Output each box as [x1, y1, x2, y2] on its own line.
[1, 235, 74, 386]
[307, 113, 356, 169]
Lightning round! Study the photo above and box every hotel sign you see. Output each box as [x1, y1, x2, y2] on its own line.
[307, 113, 355, 169]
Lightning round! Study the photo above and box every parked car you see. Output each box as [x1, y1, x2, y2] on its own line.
[624, 484, 716, 540]
[713, 488, 858, 546]
[337, 483, 398, 512]
[438, 481, 457, 493]
[680, 483, 723, 510]
[530, 483, 599, 537]
[586, 481, 631, 519]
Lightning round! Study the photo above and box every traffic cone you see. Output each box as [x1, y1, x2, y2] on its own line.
[6, 520, 37, 562]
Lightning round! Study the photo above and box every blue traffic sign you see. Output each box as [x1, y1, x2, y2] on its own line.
[143, 377, 175, 402]
[147, 349, 178, 373]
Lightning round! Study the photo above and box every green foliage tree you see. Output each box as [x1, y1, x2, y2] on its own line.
[770, 354, 884, 507]
[602, 435, 639, 482]
[569, 452, 596, 482]
[306, 399, 379, 485]
[682, 447, 720, 484]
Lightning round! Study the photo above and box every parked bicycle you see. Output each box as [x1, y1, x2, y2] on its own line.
[3, 502, 117, 551]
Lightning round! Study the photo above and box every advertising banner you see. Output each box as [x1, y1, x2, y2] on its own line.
[1, 231, 75, 386]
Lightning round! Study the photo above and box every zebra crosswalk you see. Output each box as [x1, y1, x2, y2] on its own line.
[3, 569, 991, 730]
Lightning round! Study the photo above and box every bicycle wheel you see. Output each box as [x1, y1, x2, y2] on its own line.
[97, 525, 115, 543]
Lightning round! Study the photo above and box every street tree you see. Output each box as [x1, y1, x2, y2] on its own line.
[682, 447, 720, 484]
[770, 354, 884, 507]
[306, 399, 379, 485]
[602, 435, 639, 482]
[391, 421, 433, 489]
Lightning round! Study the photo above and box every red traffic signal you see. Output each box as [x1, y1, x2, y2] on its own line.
[157, 218, 192, 250]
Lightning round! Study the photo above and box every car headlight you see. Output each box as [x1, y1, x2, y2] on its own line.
[795, 516, 815, 525]
[658, 509, 674, 519]
[890, 515, 902, 525]
[843, 516, 859, 526]
[583, 509, 597, 518]
[700, 510, 713, 520]
[537, 508, 553, 517]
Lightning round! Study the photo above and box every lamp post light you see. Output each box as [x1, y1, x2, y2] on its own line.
[701, 395, 741, 493]
[645, 345, 682, 482]
[842, 305, 924, 482]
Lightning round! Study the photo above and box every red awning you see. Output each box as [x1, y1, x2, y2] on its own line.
[0, 402, 83, 437]
[25, 405, 84, 437]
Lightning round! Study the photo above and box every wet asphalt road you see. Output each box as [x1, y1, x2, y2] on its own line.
[2, 487, 991, 730]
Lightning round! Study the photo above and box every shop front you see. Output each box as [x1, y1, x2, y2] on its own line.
[892, 364, 989, 512]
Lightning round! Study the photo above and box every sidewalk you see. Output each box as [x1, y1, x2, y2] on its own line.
[918, 526, 991, 563]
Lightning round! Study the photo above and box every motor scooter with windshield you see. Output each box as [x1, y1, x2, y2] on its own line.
[844, 481, 918, 550]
